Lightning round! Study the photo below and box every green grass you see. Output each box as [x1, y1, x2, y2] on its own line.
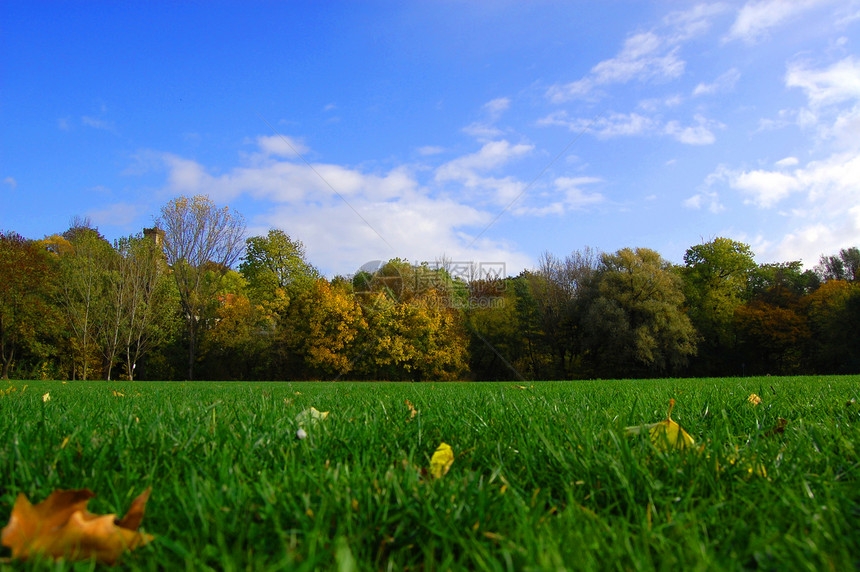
[1, 377, 859, 570]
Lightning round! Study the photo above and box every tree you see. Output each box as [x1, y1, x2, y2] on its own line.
[581, 248, 697, 377]
[0, 232, 60, 379]
[734, 261, 814, 375]
[51, 226, 115, 380]
[801, 280, 860, 373]
[240, 230, 320, 299]
[816, 247, 860, 282]
[114, 234, 178, 380]
[156, 195, 246, 380]
[681, 238, 757, 375]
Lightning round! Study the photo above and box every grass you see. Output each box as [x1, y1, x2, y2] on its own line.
[1, 376, 859, 570]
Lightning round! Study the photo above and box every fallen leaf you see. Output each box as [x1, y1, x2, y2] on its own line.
[429, 442, 454, 478]
[748, 393, 762, 406]
[1, 488, 153, 565]
[295, 407, 329, 427]
[42, 393, 51, 403]
[404, 400, 418, 420]
[764, 417, 788, 437]
[625, 399, 695, 451]
[112, 391, 125, 398]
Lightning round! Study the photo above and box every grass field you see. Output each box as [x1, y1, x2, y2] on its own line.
[1, 376, 859, 571]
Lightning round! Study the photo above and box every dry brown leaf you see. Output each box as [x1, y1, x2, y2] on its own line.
[404, 399, 418, 420]
[1, 488, 153, 565]
[764, 417, 788, 437]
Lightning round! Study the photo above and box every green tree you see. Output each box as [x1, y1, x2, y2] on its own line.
[581, 248, 698, 377]
[156, 195, 246, 380]
[51, 225, 116, 380]
[816, 246, 860, 282]
[114, 234, 179, 380]
[240, 229, 320, 299]
[681, 238, 757, 375]
[0, 232, 60, 379]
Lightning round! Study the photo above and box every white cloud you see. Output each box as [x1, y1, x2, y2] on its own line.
[726, 0, 833, 44]
[547, 31, 685, 102]
[775, 156, 799, 168]
[664, 114, 722, 145]
[787, 57, 860, 108]
[484, 97, 511, 115]
[3, 176, 17, 190]
[435, 140, 533, 189]
[146, 137, 538, 276]
[417, 145, 445, 156]
[693, 68, 741, 96]
[81, 116, 115, 131]
[255, 134, 310, 157]
[731, 169, 803, 207]
[540, 110, 720, 144]
[663, 3, 731, 41]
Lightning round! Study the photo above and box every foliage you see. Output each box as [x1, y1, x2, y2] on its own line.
[681, 237, 757, 375]
[0, 232, 60, 379]
[581, 248, 698, 377]
[156, 195, 247, 380]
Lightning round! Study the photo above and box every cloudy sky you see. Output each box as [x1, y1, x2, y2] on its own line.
[3, 1, 859, 277]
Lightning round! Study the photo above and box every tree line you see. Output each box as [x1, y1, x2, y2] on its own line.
[2, 195, 858, 381]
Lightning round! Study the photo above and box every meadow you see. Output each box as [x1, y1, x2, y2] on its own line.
[1, 376, 858, 571]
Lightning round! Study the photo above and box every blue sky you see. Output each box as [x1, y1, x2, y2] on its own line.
[3, 1, 860, 277]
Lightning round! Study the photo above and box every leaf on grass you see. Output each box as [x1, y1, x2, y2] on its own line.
[295, 407, 329, 427]
[429, 442, 454, 478]
[764, 417, 788, 437]
[404, 400, 418, 420]
[625, 399, 695, 451]
[0, 488, 153, 565]
[42, 393, 51, 403]
[112, 391, 125, 398]
[747, 393, 762, 406]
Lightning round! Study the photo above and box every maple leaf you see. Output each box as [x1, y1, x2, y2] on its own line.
[429, 442, 454, 478]
[1, 488, 153, 565]
[625, 399, 695, 451]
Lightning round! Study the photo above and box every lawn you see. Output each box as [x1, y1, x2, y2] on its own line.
[1, 376, 859, 570]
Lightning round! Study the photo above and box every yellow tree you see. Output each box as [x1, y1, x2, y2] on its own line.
[156, 195, 246, 380]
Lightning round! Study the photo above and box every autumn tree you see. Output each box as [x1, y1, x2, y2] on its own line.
[581, 248, 697, 377]
[801, 280, 860, 373]
[156, 195, 246, 380]
[0, 232, 60, 379]
[734, 261, 815, 374]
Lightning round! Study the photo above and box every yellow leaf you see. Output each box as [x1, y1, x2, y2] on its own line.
[42, 393, 51, 403]
[295, 407, 329, 427]
[0, 488, 153, 565]
[649, 399, 695, 451]
[429, 442, 454, 478]
[748, 393, 762, 406]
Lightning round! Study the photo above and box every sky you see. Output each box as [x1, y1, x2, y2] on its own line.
[3, 1, 860, 279]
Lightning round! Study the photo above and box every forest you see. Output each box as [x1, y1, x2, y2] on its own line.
[2, 194, 859, 382]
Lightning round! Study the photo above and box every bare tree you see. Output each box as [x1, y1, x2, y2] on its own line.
[156, 195, 246, 380]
